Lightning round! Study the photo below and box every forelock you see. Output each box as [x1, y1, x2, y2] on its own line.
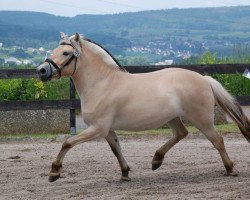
[58, 36, 81, 55]
[59, 38, 71, 45]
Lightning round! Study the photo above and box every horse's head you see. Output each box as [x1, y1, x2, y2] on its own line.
[37, 32, 82, 82]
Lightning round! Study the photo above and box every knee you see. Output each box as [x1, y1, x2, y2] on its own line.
[62, 141, 72, 149]
[177, 129, 188, 140]
[212, 136, 225, 150]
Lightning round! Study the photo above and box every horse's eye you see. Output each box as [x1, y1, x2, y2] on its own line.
[63, 52, 70, 56]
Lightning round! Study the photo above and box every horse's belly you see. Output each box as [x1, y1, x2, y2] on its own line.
[113, 115, 175, 131]
[111, 101, 181, 131]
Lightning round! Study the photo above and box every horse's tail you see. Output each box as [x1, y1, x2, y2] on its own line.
[205, 76, 250, 143]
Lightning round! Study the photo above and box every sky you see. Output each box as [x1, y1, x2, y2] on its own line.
[1, 0, 250, 17]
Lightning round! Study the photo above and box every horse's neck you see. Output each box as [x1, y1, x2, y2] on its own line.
[83, 40, 119, 69]
[72, 40, 121, 98]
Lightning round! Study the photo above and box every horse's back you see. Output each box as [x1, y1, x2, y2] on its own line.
[125, 68, 210, 95]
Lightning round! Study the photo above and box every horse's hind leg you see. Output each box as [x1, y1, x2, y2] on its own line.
[200, 127, 237, 176]
[105, 131, 130, 181]
[152, 117, 188, 170]
[187, 107, 237, 176]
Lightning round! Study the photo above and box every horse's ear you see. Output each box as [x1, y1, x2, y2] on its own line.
[75, 33, 80, 42]
[60, 32, 67, 39]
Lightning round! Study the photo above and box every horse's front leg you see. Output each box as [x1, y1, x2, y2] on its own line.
[105, 131, 130, 181]
[49, 126, 106, 182]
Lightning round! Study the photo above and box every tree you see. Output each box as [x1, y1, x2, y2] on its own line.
[116, 55, 150, 66]
[10, 49, 32, 59]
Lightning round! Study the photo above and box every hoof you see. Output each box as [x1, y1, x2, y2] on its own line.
[152, 152, 164, 171]
[120, 176, 131, 181]
[48, 173, 60, 182]
[152, 161, 162, 171]
[224, 170, 239, 177]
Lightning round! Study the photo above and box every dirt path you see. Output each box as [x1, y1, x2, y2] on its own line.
[0, 135, 249, 200]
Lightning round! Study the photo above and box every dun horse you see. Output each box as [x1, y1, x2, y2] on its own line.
[37, 33, 250, 182]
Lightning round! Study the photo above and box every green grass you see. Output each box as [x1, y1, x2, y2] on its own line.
[0, 123, 239, 140]
[117, 123, 239, 135]
[0, 133, 57, 139]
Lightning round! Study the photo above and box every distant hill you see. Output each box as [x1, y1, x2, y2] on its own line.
[0, 6, 250, 59]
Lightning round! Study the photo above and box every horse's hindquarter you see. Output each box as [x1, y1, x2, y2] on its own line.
[111, 68, 214, 131]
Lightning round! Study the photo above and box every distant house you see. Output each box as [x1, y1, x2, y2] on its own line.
[4, 57, 22, 65]
[27, 47, 36, 53]
[23, 59, 33, 65]
[155, 60, 173, 65]
[45, 50, 52, 59]
[38, 47, 45, 53]
[46, 50, 52, 55]
[182, 51, 191, 59]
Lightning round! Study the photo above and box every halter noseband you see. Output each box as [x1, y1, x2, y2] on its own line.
[45, 43, 80, 79]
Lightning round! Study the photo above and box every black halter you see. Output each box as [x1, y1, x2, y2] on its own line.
[45, 43, 78, 79]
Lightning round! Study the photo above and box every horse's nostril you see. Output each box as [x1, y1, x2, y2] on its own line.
[40, 68, 46, 74]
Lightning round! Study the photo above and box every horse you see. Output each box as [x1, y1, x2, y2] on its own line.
[37, 32, 250, 182]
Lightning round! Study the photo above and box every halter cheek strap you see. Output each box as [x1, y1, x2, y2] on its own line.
[45, 44, 80, 79]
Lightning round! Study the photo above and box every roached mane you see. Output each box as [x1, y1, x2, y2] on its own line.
[82, 37, 127, 72]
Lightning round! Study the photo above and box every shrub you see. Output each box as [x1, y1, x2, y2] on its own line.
[0, 78, 47, 100]
[0, 78, 69, 101]
[183, 51, 250, 96]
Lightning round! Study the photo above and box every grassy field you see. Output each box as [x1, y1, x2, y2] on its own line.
[0, 123, 239, 140]
[117, 123, 239, 135]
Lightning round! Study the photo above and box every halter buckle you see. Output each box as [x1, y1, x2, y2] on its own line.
[73, 50, 81, 57]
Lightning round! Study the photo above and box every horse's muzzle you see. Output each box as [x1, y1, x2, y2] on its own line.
[36, 63, 53, 82]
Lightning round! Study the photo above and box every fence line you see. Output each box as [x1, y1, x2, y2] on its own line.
[0, 64, 250, 79]
[0, 64, 250, 135]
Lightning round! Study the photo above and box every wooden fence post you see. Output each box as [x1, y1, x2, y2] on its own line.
[70, 78, 76, 135]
